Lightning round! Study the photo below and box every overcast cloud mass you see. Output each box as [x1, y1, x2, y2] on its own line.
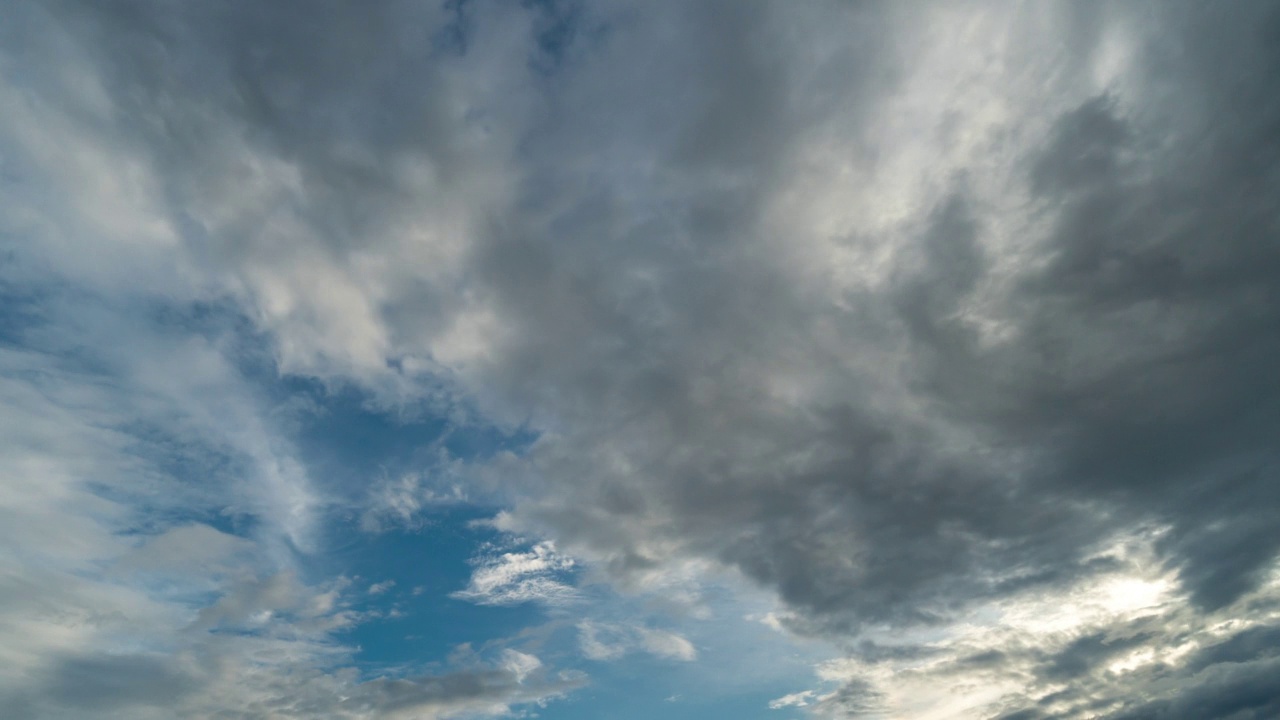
[3, 1, 1280, 718]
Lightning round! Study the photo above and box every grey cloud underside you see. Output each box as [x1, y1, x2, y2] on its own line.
[989, 621, 1280, 720]
[475, 2, 1280, 713]
[6, 0, 1280, 717]
[7, 649, 581, 720]
[508, 0, 1280, 645]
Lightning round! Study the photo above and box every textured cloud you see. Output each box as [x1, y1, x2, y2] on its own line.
[0, 296, 577, 718]
[14, 641, 582, 720]
[453, 540, 579, 607]
[3, 0, 1280, 717]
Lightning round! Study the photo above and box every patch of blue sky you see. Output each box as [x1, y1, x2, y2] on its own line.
[320, 508, 554, 672]
[284, 377, 533, 500]
[550, 653, 808, 720]
[0, 272, 49, 347]
[273, 363, 553, 678]
[523, 0, 600, 76]
[605, 640, 816, 717]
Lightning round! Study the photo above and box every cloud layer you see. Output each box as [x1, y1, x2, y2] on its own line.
[3, 0, 1280, 717]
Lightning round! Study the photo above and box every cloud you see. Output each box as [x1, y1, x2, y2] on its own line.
[316, 650, 584, 720]
[477, 1, 1280, 714]
[369, 580, 397, 596]
[452, 540, 579, 607]
[576, 621, 697, 663]
[14, 644, 583, 720]
[359, 462, 471, 533]
[770, 690, 818, 710]
[4, 0, 1280, 717]
[0, 322, 577, 718]
[0, 366, 577, 718]
[637, 627, 697, 662]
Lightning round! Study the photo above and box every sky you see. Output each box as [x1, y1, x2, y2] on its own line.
[2, 1, 1280, 718]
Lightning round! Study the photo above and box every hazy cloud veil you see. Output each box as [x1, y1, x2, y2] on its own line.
[2, 1, 1279, 718]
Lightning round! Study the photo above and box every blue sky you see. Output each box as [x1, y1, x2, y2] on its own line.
[4, 1, 1280, 718]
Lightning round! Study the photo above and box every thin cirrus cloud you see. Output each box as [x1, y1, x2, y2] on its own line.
[2, 0, 1280, 718]
[577, 621, 698, 663]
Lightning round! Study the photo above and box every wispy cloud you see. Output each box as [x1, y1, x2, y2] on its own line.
[368, 580, 397, 596]
[577, 621, 697, 663]
[360, 465, 470, 533]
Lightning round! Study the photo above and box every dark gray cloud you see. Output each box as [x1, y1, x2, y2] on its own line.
[1036, 627, 1158, 683]
[4, 0, 1280, 717]
[991, 622, 1280, 720]
[471, 1, 1280, 714]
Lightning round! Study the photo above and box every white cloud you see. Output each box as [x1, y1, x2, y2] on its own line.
[452, 541, 579, 607]
[637, 628, 698, 662]
[499, 649, 543, 684]
[769, 690, 817, 709]
[360, 465, 470, 533]
[576, 621, 629, 662]
[368, 580, 396, 596]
